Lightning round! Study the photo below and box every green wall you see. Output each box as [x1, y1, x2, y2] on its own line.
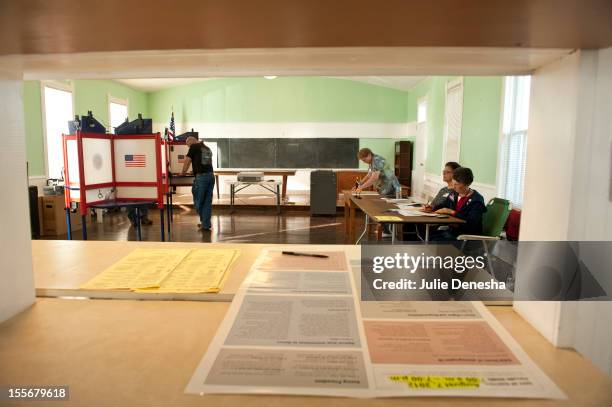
[23, 81, 45, 176]
[407, 76, 502, 184]
[149, 77, 409, 123]
[73, 80, 149, 127]
[461, 77, 503, 184]
[23, 76, 502, 183]
[23, 80, 149, 176]
[148, 77, 411, 168]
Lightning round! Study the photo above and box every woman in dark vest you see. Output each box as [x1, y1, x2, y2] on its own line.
[430, 167, 487, 241]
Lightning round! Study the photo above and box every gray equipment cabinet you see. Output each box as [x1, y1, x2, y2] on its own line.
[310, 170, 337, 215]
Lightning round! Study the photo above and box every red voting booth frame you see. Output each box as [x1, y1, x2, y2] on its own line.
[62, 131, 169, 240]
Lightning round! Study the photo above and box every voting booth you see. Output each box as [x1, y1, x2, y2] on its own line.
[167, 140, 190, 174]
[62, 132, 168, 216]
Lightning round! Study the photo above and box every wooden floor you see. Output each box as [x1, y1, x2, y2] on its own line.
[39, 206, 366, 244]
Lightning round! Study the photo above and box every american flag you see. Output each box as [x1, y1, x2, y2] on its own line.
[167, 110, 175, 140]
[124, 154, 146, 167]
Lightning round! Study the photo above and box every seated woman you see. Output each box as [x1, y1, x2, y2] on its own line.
[403, 161, 461, 241]
[430, 167, 487, 241]
[423, 161, 461, 211]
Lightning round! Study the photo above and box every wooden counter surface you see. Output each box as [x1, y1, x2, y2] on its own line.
[0, 298, 610, 407]
[31, 240, 360, 301]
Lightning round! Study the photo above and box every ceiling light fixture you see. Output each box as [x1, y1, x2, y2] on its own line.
[264, 76, 278, 80]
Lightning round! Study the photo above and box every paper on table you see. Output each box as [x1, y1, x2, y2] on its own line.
[203, 348, 369, 389]
[374, 215, 403, 222]
[360, 301, 482, 319]
[224, 295, 361, 348]
[364, 320, 519, 365]
[248, 270, 352, 295]
[136, 249, 240, 293]
[79, 248, 191, 290]
[186, 247, 565, 399]
[256, 250, 348, 271]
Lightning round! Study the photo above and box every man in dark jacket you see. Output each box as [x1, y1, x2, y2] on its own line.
[431, 167, 487, 240]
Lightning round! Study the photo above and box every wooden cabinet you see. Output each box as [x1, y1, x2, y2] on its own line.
[394, 141, 413, 196]
[335, 170, 370, 198]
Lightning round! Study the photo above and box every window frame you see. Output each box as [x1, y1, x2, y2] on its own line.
[40, 80, 75, 179]
[497, 76, 531, 208]
[417, 95, 428, 124]
[441, 77, 464, 171]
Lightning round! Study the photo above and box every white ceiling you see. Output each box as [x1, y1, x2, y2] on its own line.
[114, 76, 426, 93]
[329, 76, 425, 91]
[19, 47, 572, 81]
[114, 78, 211, 92]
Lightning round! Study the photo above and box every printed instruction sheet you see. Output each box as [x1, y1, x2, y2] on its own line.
[185, 248, 565, 399]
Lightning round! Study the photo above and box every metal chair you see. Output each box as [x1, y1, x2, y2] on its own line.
[457, 198, 512, 284]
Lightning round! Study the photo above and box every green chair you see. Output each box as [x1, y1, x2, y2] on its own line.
[457, 198, 512, 286]
[457, 198, 512, 241]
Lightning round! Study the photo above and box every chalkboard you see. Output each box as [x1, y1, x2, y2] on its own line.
[318, 139, 359, 168]
[276, 139, 318, 168]
[201, 138, 358, 168]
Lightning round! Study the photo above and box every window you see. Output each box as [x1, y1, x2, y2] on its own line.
[498, 76, 531, 207]
[108, 96, 129, 133]
[443, 78, 463, 165]
[42, 82, 74, 179]
[417, 98, 427, 123]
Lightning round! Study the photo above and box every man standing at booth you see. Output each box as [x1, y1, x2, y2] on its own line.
[181, 136, 215, 231]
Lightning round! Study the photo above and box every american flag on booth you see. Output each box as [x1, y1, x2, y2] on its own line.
[124, 154, 146, 167]
[167, 110, 176, 141]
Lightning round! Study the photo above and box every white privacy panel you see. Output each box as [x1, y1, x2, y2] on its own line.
[69, 188, 80, 200]
[66, 139, 80, 183]
[82, 138, 113, 185]
[116, 186, 157, 199]
[114, 138, 157, 182]
[85, 187, 115, 203]
[169, 144, 189, 173]
[161, 143, 167, 175]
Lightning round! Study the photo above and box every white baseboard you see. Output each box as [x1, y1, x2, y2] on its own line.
[153, 121, 417, 139]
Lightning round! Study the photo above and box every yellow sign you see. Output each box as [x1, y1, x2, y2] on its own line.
[375, 215, 403, 222]
[389, 375, 481, 389]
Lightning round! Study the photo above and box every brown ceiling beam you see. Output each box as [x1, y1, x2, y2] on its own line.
[1, 0, 611, 56]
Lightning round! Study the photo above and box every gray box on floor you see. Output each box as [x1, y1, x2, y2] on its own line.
[310, 170, 337, 215]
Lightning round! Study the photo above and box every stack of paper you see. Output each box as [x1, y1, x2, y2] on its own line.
[137, 249, 241, 293]
[80, 248, 240, 293]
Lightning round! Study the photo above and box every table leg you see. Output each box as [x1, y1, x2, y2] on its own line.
[425, 224, 430, 242]
[169, 191, 173, 220]
[230, 184, 234, 213]
[215, 175, 220, 199]
[160, 208, 165, 242]
[392, 224, 396, 244]
[282, 175, 288, 201]
[166, 199, 172, 241]
[65, 208, 72, 240]
[135, 208, 142, 241]
[344, 199, 350, 235]
[81, 214, 87, 241]
[356, 214, 369, 244]
[276, 183, 281, 214]
[349, 201, 356, 242]
[95, 208, 104, 223]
